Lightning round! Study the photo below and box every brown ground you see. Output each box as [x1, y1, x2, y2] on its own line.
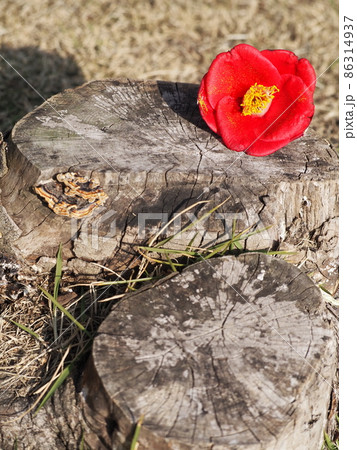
[0, 0, 338, 145]
[0, 0, 339, 441]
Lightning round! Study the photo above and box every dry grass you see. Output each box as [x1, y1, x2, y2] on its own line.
[0, 0, 338, 410]
[0, 297, 48, 398]
[0, 261, 116, 405]
[0, 0, 338, 142]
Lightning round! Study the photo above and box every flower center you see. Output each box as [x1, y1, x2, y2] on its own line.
[241, 83, 279, 116]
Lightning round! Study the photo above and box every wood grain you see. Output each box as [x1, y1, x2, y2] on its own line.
[89, 253, 337, 449]
[0, 80, 338, 270]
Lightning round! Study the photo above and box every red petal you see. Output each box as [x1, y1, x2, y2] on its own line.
[296, 58, 316, 93]
[197, 74, 218, 133]
[214, 97, 290, 156]
[215, 74, 314, 156]
[258, 74, 314, 141]
[261, 49, 316, 93]
[245, 137, 294, 156]
[215, 96, 259, 152]
[205, 44, 281, 110]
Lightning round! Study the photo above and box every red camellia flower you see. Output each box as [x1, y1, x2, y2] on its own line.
[197, 44, 316, 156]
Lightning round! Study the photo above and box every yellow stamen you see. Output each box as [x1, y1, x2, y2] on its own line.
[198, 94, 208, 114]
[241, 83, 279, 116]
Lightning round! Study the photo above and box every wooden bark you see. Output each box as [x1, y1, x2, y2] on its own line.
[85, 253, 337, 449]
[0, 80, 338, 279]
[0, 81, 338, 448]
[0, 254, 337, 449]
[0, 380, 87, 449]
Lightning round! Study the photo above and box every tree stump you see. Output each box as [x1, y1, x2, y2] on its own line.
[0, 80, 338, 448]
[83, 253, 336, 449]
[0, 80, 337, 283]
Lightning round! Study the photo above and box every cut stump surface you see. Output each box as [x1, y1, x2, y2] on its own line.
[89, 253, 336, 449]
[0, 80, 338, 282]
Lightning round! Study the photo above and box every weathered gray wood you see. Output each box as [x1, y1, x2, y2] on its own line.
[86, 253, 337, 450]
[0, 80, 338, 448]
[0, 132, 8, 178]
[0, 80, 338, 283]
[0, 379, 90, 450]
[0, 253, 337, 449]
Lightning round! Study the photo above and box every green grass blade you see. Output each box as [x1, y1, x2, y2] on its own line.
[35, 364, 72, 414]
[200, 231, 244, 257]
[203, 230, 246, 252]
[41, 286, 59, 341]
[152, 233, 178, 248]
[201, 242, 230, 260]
[229, 218, 237, 251]
[54, 243, 63, 300]
[233, 241, 243, 251]
[149, 200, 209, 247]
[319, 287, 339, 306]
[130, 415, 144, 450]
[177, 197, 231, 238]
[185, 232, 199, 251]
[323, 431, 338, 450]
[165, 255, 178, 272]
[142, 257, 186, 267]
[10, 320, 42, 342]
[184, 232, 200, 263]
[40, 287, 90, 336]
[92, 276, 159, 286]
[154, 198, 230, 248]
[40, 286, 57, 303]
[35, 339, 93, 415]
[79, 430, 86, 450]
[264, 250, 296, 255]
[138, 246, 199, 257]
